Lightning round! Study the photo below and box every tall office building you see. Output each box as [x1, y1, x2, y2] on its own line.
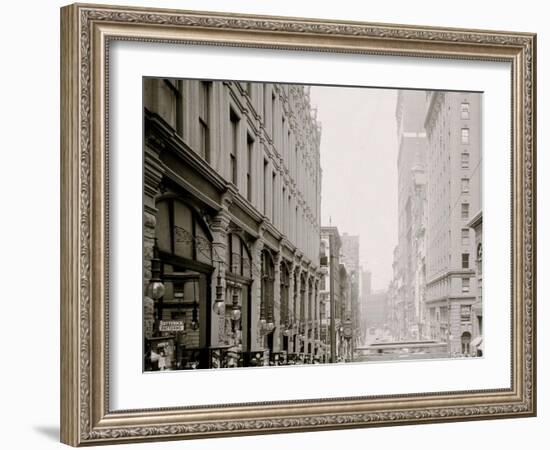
[143, 79, 323, 369]
[424, 91, 482, 355]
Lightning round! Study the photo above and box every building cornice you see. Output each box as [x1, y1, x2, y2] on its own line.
[466, 210, 483, 229]
[426, 269, 476, 287]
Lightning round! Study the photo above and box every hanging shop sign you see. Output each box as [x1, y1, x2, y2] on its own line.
[159, 320, 185, 332]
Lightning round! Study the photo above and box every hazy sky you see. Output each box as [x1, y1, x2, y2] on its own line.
[310, 86, 398, 291]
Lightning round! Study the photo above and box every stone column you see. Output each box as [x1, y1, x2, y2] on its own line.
[303, 272, 310, 355]
[209, 208, 231, 347]
[311, 278, 318, 347]
[287, 263, 295, 353]
[272, 249, 282, 352]
[251, 237, 265, 351]
[294, 263, 302, 352]
[143, 146, 164, 340]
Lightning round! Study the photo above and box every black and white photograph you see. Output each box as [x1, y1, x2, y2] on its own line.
[142, 79, 482, 371]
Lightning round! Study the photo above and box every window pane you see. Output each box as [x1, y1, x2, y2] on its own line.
[461, 203, 469, 219]
[155, 200, 172, 254]
[461, 152, 470, 169]
[462, 253, 469, 269]
[173, 201, 193, 259]
[461, 305, 471, 320]
[462, 229, 470, 245]
[460, 102, 470, 120]
[195, 220, 212, 264]
[461, 128, 470, 144]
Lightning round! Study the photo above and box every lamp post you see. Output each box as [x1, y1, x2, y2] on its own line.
[148, 239, 165, 301]
[148, 239, 165, 336]
[230, 285, 242, 324]
[212, 265, 225, 316]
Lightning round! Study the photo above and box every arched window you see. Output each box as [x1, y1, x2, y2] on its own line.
[155, 197, 212, 264]
[300, 273, 307, 325]
[461, 331, 472, 355]
[261, 250, 275, 326]
[280, 262, 290, 328]
[308, 278, 314, 321]
[151, 197, 214, 370]
[477, 243, 483, 275]
[226, 233, 252, 279]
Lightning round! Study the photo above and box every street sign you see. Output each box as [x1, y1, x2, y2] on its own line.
[159, 320, 185, 332]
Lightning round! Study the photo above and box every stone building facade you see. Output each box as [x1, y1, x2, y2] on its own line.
[143, 79, 323, 369]
[424, 91, 482, 355]
[319, 227, 350, 362]
[340, 233, 362, 351]
[389, 90, 428, 341]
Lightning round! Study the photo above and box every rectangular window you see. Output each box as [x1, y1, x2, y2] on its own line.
[272, 172, 276, 223]
[460, 102, 470, 120]
[462, 277, 470, 293]
[263, 85, 268, 128]
[163, 79, 184, 136]
[198, 81, 211, 162]
[461, 203, 469, 220]
[461, 305, 472, 321]
[461, 229, 470, 246]
[461, 152, 470, 169]
[461, 178, 470, 193]
[263, 160, 268, 215]
[246, 134, 254, 202]
[440, 306, 448, 322]
[462, 253, 470, 269]
[282, 186, 286, 234]
[288, 195, 291, 240]
[461, 128, 470, 144]
[229, 109, 239, 185]
[271, 92, 276, 138]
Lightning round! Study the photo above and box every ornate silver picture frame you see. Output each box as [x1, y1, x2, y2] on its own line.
[60, 3, 536, 446]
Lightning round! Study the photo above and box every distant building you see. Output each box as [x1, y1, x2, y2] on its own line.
[360, 269, 372, 342]
[362, 269, 372, 299]
[340, 233, 362, 353]
[320, 227, 344, 362]
[365, 290, 388, 330]
[389, 90, 428, 341]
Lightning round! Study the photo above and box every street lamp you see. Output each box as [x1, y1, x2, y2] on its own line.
[212, 269, 225, 316]
[230, 287, 242, 322]
[147, 239, 165, 301]
[190, 280, 199, 331]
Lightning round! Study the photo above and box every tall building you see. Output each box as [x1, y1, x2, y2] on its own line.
[340, 233, 361, 352]
[364, 290, 388, 331]
[360, 269, 372, 342]
[143, 79, 323, 369]
[320, 227, 345, 362]
[424, 91, 482, 355]
[340, 233, 360, 273]
[362, 269, 372, 299]
[390, 90, 428, 340]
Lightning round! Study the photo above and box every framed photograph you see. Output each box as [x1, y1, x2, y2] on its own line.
[60, 3, 536, 446]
